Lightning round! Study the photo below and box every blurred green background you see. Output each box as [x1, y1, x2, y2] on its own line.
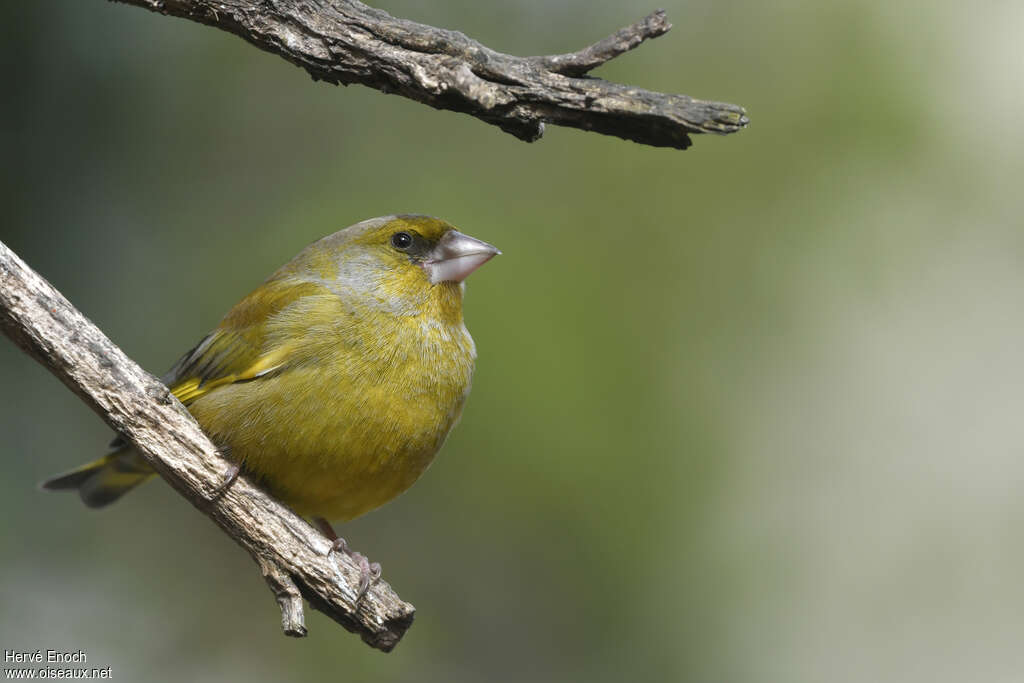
[2, 0, 1023, 681]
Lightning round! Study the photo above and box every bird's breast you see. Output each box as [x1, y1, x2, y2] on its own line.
[190, 299, 478, 522]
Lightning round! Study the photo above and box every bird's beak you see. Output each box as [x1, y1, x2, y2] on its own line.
[423, 230, 500, 284]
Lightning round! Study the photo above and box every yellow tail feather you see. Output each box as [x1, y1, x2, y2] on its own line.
[41, 449, 154, 508]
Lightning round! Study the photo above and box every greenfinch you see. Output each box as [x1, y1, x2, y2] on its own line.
[43, 215, 499, 585]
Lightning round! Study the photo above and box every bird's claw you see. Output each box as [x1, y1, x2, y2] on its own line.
[326, 537, 381, 602]
[208, 462, 240, 502]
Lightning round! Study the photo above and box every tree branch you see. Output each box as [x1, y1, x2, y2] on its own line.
[533, 10, 672, 78]
[112, 0, 748, 149]
[0, 240, 414, 652]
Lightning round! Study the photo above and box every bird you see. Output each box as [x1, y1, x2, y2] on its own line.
[41, 214, 499, 595]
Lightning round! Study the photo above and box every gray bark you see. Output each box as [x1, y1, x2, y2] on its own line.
[0, 240, 414, 652]
[113, 0, 748, 149]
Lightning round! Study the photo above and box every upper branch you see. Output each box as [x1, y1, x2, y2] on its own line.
[0, 240, 414, 652]
[534, 9, 672, 77]
[115, 0, 748, 149]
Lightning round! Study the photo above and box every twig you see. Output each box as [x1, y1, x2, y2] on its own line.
[535, 9, 672, 77]
[258, 557, 307, 637]
[0, 240, 414, 652]
[112, 0, 748, 149]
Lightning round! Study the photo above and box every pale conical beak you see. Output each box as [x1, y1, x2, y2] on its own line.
[424, 230, 500, 284]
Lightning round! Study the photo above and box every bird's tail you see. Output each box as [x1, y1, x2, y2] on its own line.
[40, 447, 154, 508]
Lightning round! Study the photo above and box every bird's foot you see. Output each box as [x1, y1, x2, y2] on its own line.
[330, 538, 382, 599]
[208, 462, 241, 502]
[314, 518, 382, 602]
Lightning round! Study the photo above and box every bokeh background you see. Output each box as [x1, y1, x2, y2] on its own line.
[3, 0, 1023, 681]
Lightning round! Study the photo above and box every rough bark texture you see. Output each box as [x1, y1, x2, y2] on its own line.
[0, 240, 414, 652]
[112, 0, 748, 149]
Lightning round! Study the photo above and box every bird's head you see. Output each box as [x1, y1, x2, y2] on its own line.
[351, 215, 500, 285]
[285, 215, 500, 317]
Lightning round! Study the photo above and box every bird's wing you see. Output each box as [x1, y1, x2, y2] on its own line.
[162, 278, 326, 406]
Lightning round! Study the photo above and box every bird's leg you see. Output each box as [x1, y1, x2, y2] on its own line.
[312, 517, 381, 601]
[208, 461, 241, 502]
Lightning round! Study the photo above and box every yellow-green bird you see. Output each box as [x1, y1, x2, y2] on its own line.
[42, 215, 499, 590]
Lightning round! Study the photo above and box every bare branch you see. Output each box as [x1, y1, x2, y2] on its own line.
[534, 9, 672, 77]
[258, 557, 308, 637]
[0, 240, 414, 652]
[112, 0, 748, 149]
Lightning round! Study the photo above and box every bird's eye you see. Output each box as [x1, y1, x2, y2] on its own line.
[390, 232, 413, 250]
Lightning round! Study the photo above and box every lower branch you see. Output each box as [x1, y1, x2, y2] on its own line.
[0, 240, 414, 652]
[258, 556, 308, 637]
[112, 0, 748, 149]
